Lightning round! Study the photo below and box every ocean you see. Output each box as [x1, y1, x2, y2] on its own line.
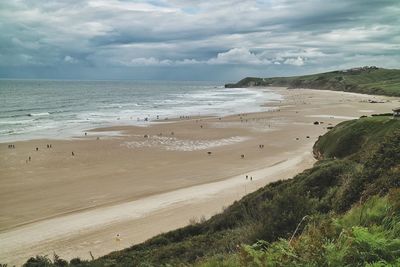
[0, 80, 282, 142]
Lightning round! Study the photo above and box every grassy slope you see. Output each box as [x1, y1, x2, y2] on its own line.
[18, 116, 400, 267]
[198, 190, 400, 267]
[225, 67, 400, 96]
[313, 115, 400, 160]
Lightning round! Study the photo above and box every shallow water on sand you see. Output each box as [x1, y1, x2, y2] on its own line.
[0, 80, 282, 142]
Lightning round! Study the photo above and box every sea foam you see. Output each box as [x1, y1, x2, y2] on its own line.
[122, 136, 250, 151]
[0, 80, 282, 142]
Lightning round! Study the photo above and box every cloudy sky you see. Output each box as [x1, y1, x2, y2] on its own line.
[1, 0, 399, 81]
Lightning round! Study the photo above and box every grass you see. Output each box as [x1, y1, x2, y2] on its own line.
[313, 115, 400, 160]
[197, 189, 400, 267]
[225, 67, 400, 96]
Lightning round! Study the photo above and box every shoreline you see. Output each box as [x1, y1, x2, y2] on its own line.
[1, 87, 399, 265]
[1, 86, 394, 145]
[0, 87, 282, 144]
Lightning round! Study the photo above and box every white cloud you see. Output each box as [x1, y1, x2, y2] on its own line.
[118, 57, 201, 66]
[176, 58, 203, 65]
[1, 0, 399, 78]
[208, 48, 271, 65]
[284, 56, 305, 66]
[127, 57, 172, 66]
[275, 48, 325, 59]
[64, 55, 78, 64]
[121, 48, 273, 66]
[87, 0, 178, 13]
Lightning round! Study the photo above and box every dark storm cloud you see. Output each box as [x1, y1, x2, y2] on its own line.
[0, 0, 399, 80]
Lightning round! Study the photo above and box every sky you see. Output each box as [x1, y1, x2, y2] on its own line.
[0, 0, 399, 81]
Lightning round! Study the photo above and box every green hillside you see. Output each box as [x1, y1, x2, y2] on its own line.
[16, 115, 400, 267]
[225, 67, 400, 96]
[197, 190, 400, 267]
[313, 115, 400, 160]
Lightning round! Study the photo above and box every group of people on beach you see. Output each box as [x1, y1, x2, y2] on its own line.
[179, 116, 192, 119]
[6, 142, 77, 164]
[25, 144, 54, 163]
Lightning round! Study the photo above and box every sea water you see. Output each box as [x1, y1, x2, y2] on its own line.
[0, 80, 282, 142]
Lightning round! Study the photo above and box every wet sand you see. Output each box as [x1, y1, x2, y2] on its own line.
[1, 87, 399, 265]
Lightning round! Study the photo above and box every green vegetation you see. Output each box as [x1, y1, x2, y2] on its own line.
[313, 116, 400, 160]
[225, 67, 400, 96]
[197, 190, 400, 267]
[5, 116, 399, 267]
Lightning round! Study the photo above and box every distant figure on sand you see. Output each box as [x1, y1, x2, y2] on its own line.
[72, 151, 75, 156]
[36, 147, 38, 151]
[241, 154, 245, 159]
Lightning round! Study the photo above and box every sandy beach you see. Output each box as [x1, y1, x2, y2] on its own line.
[1, 87, 399, 265]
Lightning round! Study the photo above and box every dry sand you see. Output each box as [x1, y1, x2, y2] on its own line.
[1, 87, 399, 265]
